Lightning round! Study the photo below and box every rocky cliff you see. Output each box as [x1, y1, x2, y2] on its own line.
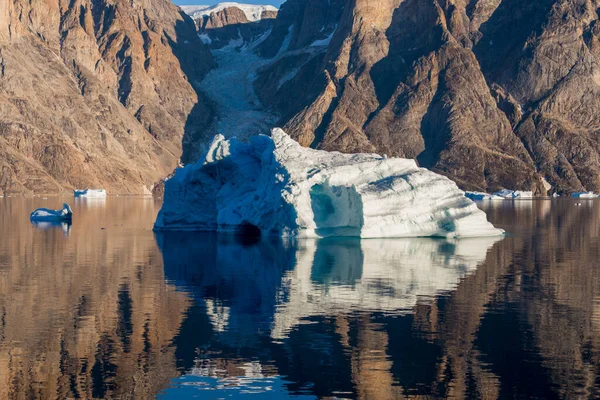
[185, 4, 278, 49]
[0, 0, 213, 195]
[254, 0, 600, 195]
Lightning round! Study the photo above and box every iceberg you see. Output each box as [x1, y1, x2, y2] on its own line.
[74, 189, 107, 198]
[154, 129, 503, 238]
[492, 189, 534, 199]
[572, 192, 598, 198]
[465, 191, 505, 201]
[30, 203, 73, 222]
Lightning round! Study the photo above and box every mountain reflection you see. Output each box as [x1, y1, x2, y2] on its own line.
[156, 232, 501, 398]
[3, 198, 600, 399]
[158, 200, 600, 399]
[0, 198, 189, 399]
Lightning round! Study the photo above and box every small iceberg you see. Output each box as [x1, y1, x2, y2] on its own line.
[74, 189, 107, 198]
[465, 191, 505, 201]
[154, 129, 504, 238]
[492, 189, 534, 199]
[30, 203, 73, 222]
[572, 192, 598, 199]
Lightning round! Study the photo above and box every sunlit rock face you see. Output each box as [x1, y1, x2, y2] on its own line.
[154, 129, 503, 238]
[0, 0, 213, 195]
[254, 0, 600, 195]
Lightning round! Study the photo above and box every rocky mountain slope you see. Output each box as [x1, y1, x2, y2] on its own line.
[252, 0, 600, 195]
[184, 3, 277, 49]
[0, 0, 213, 195]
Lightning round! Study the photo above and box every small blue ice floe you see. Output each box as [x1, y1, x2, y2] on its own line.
[30, 203, 73, 222]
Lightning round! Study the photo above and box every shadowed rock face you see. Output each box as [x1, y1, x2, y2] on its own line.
[254, 0, 600, 195]
[0, 0, 213, 195]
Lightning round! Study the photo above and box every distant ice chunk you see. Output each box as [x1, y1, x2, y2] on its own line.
[492, 189, 534, 199]
[465, 191, 505, 201]
[30, 203, 73, 222]
[572, 192, 598, 198]
[154, 129, 504, 238]
[74, 189, 107, 198]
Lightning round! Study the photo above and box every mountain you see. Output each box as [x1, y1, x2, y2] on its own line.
[0, 0, 213, 195]
[7, 0, 596, 195]
[183, 3, 278, 49]
[251, 0, 600, 195]
[182, 3, 278, 22]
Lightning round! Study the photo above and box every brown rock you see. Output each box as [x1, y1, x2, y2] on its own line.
[0, 0, 213, 195]
[255, 0, 600, 194]
[191, 6, 278, 50]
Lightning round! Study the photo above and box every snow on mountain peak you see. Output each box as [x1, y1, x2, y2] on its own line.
[181, 3, 278, 22]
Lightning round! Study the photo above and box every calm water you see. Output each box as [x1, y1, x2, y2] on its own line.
[1, 197, 599, 399]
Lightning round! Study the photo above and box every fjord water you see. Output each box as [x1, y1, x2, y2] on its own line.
[1, 198, 600, 398]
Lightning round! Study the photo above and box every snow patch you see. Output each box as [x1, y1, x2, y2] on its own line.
[277, 25, 294, 57]
[277, 67, 301, 90]
[155, 129, 504, 238]
[310, 26, 336, 47]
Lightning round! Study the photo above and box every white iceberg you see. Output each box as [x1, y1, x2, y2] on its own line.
[492, 189, 534, 199]
[30, 203, 73, 222]
[572, 192, 598, 198]
[154, 129, 503, 238]
[465, 191, 505, 201]
[74, 189, 107, 198]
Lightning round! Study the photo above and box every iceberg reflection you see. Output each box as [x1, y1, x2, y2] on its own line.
[156, 233, 501, 340]
[30, 220, 72, 236]
[272, 237, 502, 339]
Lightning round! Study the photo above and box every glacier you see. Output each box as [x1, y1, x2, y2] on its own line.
[154, 129, 504, 238]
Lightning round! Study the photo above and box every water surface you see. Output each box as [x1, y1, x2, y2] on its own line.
[0, 197, 599, 399]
